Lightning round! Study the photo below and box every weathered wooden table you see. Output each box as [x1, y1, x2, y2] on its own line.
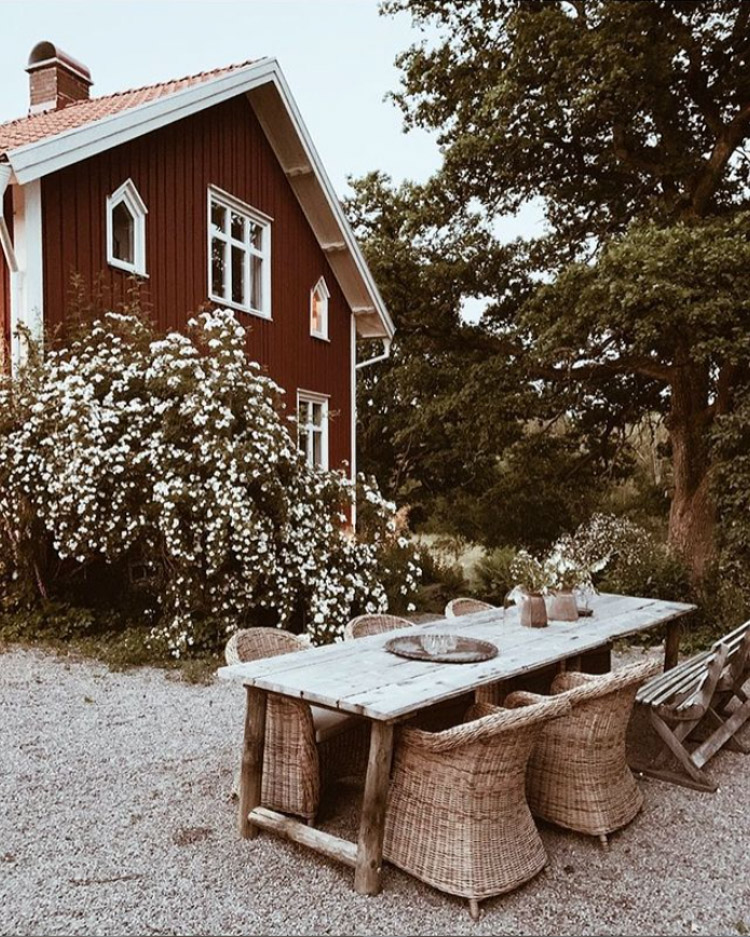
[218, 593, 695, 896]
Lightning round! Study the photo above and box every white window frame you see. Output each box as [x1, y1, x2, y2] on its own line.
[106, 178, 148, 276]
[207, 184, 272, 319]
[310, 276, 330, 341]
[297, 390, 329, 470]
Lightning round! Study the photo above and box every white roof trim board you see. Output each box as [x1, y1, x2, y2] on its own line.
[2, 58, 393, 340]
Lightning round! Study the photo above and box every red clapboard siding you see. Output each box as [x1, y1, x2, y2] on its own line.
[0, 187, 11, 366]
[41, 95, 353, 469]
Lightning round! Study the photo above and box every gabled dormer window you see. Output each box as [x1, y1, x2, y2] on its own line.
[310, 277, 329, 340]
[106, 179, 147, 276]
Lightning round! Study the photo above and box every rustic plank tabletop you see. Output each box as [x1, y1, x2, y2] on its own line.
[218, 593, 696, 722]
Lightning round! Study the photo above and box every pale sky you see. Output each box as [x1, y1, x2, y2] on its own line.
[0, 0, 443, 192]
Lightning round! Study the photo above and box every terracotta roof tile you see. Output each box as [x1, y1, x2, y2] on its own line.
[0, 60, 256, 156]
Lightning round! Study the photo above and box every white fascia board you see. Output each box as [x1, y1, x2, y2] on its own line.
[270, 68, 395, 342]
[0, 163, 18, 272]
[6, 58, 278, 185]
[23, 179, 44, 343]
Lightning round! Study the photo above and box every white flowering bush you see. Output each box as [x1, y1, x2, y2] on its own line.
[509, 550, 549, 595]
[0, 309, 421, 654]
[508, 514, 652, 597]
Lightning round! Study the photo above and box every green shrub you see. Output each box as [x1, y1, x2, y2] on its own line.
[0, 310, 421, 656]
[712, 383, 750, 608]
[598, 531, 691, 603]
[414, 548, 467, 614]
[474, 547, 518, 603]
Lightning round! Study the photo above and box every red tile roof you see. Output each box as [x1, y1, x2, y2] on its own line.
[0, 60, 256, 156]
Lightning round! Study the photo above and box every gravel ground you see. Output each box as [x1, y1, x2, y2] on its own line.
[1, 643, 749, 937]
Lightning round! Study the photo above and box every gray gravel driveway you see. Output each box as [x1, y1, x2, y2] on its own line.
[1, 646, 748, 936]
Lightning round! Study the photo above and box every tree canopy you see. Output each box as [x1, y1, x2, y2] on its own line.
[350, 0, 750, 578]
[384, 0, 750, 255]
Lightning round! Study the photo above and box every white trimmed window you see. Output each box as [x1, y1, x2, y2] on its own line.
[297, 391, 329, 469]
[106, 179, 147, 275]
[208, 185, 272, 318]
[310, 276, 330, 340]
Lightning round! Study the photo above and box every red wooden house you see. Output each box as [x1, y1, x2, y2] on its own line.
[0, 42, 393, 479]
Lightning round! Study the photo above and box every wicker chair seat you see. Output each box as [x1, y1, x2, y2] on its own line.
[383, 695, 571, 918]
[310, 706, 359, 743]
[505, 659, 660, 842]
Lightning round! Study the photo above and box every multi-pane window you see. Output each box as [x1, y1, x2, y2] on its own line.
[297, 392, 329, 469]
[310, 277, 330, 339]
[106, 179, 147, 275]
[208, 186, 271, 317]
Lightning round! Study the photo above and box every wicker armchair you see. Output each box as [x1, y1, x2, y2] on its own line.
[444, 598, 496, 618]
[383, 695, 571, 920]
[225, 628, 368, 823]
[505, 659, 660, 846]
[343, 613, 413, 640]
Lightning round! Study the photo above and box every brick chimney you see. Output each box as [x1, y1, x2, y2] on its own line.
[26, 41, 92, 114]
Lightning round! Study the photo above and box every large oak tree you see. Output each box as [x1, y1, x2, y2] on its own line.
[376, 0, 750, 577]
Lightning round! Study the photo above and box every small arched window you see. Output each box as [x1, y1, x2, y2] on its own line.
[310, 276, 330, 340]
[106, 179, 147, 275]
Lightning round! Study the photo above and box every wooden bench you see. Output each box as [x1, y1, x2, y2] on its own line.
[632, 621, 750, 791]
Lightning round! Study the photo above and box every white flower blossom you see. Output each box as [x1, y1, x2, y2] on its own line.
[0, 309, 423, 654]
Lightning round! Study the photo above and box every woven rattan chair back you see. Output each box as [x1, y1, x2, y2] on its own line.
[383, 695, 570, 919]
[444, 598, 496, 618]
[343, 614, 413, 641]
[225, 627, 306, 665]
[513, 659, 659, 844]
[224, 627, 321, 820]
[224, 627, 368, 822]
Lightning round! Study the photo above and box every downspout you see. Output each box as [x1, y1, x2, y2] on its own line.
[355, 337, 392, 370]
[0, 163, 18, 274]
[351, 335, 392, 530]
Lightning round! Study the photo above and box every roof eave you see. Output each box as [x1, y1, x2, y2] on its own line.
[2, 57, 394, 341]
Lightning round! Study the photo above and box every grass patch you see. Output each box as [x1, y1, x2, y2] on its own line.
[0, 604, 219, 684]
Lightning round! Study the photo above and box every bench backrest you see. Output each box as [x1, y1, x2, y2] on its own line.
[637, 619, 750, 712]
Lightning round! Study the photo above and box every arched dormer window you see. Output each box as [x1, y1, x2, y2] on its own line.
[106, 179, 147, 276]
[310, 276, 330, 340]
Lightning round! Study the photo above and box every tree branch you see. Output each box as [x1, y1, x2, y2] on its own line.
[691, 101, 750, 216]
[546, 355, 672, 383]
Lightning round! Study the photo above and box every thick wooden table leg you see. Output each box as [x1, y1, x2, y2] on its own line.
[664, 619, 682, 672]
[354, 721, 394, 896]
[238, 686, 266, 839]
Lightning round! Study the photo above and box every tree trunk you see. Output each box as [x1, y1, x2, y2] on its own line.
[665, 361, 714, 583]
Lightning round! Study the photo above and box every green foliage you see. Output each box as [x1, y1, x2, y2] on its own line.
[524, 215, 750, 376]
[353, 1, 750, 583]
[598, 530, 691, 603]
[413, 547, 468, 615]
[0, 604, 217, 679]
[348, 178, 616, 550]
[712, 383, 750, 603]
[474, 547, 518, 605]
[383, 0, 750, 248]
[0, 310, 421, 657]
[0, 602, 100, 643]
